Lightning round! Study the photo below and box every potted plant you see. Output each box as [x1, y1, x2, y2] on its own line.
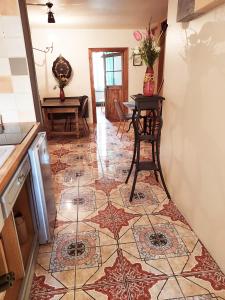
[134, 21, 162, 96]
[52, 55, 72, 102]
[54, 74, 69, 102]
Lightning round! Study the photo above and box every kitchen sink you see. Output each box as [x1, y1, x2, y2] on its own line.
[0, 145, 15, 169]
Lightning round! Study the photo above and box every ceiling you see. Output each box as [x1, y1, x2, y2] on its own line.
[26, 0, 168, 29]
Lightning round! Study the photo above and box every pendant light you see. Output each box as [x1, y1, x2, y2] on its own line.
[46, 2, 55, 23]
[26, 1, 56, 24]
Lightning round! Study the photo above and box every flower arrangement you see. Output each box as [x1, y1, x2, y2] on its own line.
[133, 21, 165, 96]
[54, 73, 69, 90]
[133, 21, 162, 68]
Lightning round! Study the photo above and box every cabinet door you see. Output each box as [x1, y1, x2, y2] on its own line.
[1, 214, 24, 280]
[0, 239, 8, 300]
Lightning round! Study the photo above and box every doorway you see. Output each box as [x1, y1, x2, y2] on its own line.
[89, 48, 128, 123]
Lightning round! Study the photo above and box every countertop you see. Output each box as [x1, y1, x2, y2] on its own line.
[0, 123, 40, 194]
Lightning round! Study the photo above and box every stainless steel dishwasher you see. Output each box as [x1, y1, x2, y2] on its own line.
[28, 132, 56, 244]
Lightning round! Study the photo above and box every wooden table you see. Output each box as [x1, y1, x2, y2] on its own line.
[41, 99, 80, 137]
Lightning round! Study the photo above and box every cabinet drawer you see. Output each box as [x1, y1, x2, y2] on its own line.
[1, 156, 30, 218]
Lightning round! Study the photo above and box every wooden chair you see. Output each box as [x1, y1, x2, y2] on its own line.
[80, 97, 89, 134]
[114, 99, 132, 139]
[66, 96, 89, 135]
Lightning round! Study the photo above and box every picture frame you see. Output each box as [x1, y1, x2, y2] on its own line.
[133, 54, 142, 66]
[177, 0, 224, 22]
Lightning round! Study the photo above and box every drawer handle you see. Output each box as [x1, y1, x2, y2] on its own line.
[17, 174, 25, 185]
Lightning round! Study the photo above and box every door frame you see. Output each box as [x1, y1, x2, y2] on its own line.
[88, 47, 128, 123]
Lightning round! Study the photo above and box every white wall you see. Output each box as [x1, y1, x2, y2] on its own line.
[31, 28, 146, 123]
[162, 0, 225, 272]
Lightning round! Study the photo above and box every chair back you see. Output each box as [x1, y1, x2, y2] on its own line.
[114, 99, 125, 121]
[81, 97, 88, 118]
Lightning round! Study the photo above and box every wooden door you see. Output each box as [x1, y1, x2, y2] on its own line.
[104, 52, 123, 122]
[105, 86, 123, 121]
[89, 48, 128, 123]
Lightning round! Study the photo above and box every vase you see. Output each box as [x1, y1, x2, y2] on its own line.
[59, 87, 65, 102]
[143, 66, 155, 96]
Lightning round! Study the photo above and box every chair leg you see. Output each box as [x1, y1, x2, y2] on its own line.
[82, 118, 87, 135]
[69, 117, 72, 132]
[156, 142, 171, 199]
[126, 120, 133, 133]
[120, 120, 126, 140]
[51, 113, 54, 131]
[64, 117, 68, 131]
[125, 138, 137, 184]
[84, 118, 90, 132]
[117, 121, 121, 135]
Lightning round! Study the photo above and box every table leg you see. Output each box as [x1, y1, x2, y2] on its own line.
[75, 108, 79, 137]
[43, 109, 51, 137]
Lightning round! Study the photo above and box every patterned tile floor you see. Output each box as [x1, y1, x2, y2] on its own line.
[30, 109, 225, 300]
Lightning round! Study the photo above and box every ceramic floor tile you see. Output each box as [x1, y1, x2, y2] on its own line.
[30, 110, 225, 300]
[58, 203, 78, 222]
[52, 270, 75, 289]
[133, 223, 188, 261]
[31, 264, 68, 296]
[75, 246, 118, 288]
[50, 231, 101, 272]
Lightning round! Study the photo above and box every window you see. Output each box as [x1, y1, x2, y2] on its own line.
[104, 52, 122, 86]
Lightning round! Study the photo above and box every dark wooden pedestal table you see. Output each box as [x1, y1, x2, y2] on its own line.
[125, 94, 171, 201]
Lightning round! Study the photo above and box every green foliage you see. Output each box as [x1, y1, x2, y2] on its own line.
[138, 38, 160, 68]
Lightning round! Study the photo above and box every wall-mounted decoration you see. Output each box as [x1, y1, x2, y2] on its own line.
[52, 55, 72, 101]
[177, 0, 225, 22]
[133, 54, 142, 66]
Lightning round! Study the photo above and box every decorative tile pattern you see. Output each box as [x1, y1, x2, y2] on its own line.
[120, 183, 159, 207]
[133, 223, 188, 260]
[30, 109, 225, 300]
[31, 274, 66, 296]
[154, 200, 189, 226]
[84, 250, 166, 300]
[93, 177, 122, 196]
[50, 232, 100, 271]
[51, 160, 71, 174]
[60, 187, 96, 212]
[183, 245, 225, 290]
[84, 202, 140, 239]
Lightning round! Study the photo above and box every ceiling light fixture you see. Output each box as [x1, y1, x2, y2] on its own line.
[26, 1, 55, 23]
[46, 2, 55, 23]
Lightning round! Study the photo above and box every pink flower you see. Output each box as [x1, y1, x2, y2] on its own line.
[133, 31, 142, 41]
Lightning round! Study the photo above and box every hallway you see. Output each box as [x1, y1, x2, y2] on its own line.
[30, 114, 225, 300]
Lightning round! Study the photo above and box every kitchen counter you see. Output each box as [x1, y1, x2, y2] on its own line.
[0, 123, 40, 195]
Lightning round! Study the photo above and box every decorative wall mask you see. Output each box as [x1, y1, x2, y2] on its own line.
[52, 55, 72, 81]
[52, 55, 72, 101]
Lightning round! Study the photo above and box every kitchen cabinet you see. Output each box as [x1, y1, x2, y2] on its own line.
[0, 124, 40, 300]
[0, 173, 38, 300]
